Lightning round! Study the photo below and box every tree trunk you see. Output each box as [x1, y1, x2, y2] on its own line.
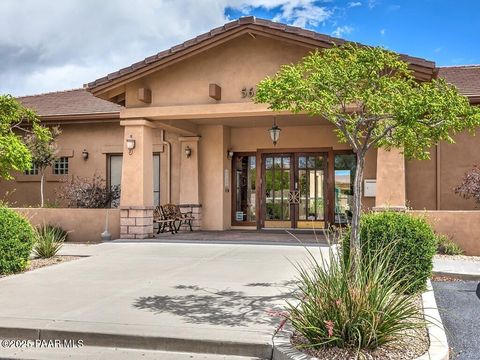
[40, 171, 45, 208]
[349, 152, 366, 269]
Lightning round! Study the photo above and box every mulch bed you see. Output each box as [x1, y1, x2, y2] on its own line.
[431, 275, 463, 282]
[291, 297, 429, 360]
[0, 256, 81, 278]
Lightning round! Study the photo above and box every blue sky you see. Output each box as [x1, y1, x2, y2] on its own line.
[1, 0, 478, 96]
[226, 0, 480, 66]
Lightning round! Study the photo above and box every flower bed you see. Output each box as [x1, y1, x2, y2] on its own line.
[273, 282, 448, 360]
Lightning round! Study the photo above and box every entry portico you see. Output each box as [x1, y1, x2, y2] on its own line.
[87, 17, 434, 239]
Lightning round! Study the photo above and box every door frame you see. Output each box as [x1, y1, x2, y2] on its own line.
[231, 152, 257, 227]
[255, 147, 334, 229]
[260, 152, 295, 228]
[293, 151, 328, 229]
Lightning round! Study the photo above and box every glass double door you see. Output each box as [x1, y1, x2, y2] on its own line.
[262, 153, 326, 229]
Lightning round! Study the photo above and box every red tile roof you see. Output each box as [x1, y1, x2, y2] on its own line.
[86, 16, 436, 92]
[438, 65, 480, 99]
[17, 88, 121, 118]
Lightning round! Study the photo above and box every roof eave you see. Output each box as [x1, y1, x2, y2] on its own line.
[86, 18, 437, 96]
[39, 112, 120, 122]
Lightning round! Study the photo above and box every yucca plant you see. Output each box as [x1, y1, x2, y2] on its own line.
[288, 240, 424, 353]
[33, 225, 67, 258]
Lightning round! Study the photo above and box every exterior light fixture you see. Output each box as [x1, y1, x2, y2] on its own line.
[268, 117, 281, 146]
[126, 135, 136, 155]
[185, 145, 192, 158]
[226, 149, 234, 159]
[81, 149, 89, 160]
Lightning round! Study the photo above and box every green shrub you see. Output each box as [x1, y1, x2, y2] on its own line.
[436, 234, 463, 255]
[33, 225, 67, 258]
[342, 211, 437, 293]
[0, 207, 35, 274]
[289, 244, 423, 351]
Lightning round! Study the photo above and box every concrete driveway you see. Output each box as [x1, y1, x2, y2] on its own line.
[0, 241, 327, 359]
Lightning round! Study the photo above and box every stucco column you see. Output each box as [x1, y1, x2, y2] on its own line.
[178, 136, 202, 230]
[375, 148, 407, 210]
[119, 119, 155, 239]
[198, 125, 230, 230]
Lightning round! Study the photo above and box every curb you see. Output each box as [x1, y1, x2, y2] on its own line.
[0, 327, 272, 359]
[272, 280, 449, 360]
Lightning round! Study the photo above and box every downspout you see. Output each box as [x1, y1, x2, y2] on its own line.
[160, 130, 171, 203]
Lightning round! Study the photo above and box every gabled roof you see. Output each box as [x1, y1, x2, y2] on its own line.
[17, 88, 122, 120]
[86, 16, 437, 95]
[438, 65, 480, 103]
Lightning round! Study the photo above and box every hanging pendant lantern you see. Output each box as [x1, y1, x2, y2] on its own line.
[268, 117, 281, 146]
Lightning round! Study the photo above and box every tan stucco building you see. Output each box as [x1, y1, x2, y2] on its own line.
[2, 17, 480, 241]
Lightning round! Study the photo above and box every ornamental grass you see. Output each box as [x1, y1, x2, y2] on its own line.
[288, 240, 424, 352]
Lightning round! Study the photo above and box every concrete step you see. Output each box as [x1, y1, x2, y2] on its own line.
[0, 345, 265, 360]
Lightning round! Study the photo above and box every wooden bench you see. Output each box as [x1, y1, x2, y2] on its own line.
[153, 204, 195, 234]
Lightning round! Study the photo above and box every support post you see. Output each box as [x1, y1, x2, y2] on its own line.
[178, 136, 201, 230]
[119, 119, 155, 239]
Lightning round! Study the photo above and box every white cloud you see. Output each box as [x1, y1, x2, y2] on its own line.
[236, 0, 332, 28]
[348, 2, 362, 8]
[332, 25, 354, 38]
[380, 28, 386, 36]
[0, 0, 336, 96]
[368, 0, 378, 9]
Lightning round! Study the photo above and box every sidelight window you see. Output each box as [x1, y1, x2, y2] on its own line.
[233, 155, 256, 223]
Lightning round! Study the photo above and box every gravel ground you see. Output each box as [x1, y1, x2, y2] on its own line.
[432, 280, 480, 360]
[0, 256, 81, 278]
[291, 297, 428, 359]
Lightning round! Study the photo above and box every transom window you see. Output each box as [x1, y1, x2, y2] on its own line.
[24, 164, 39, 175]
[53, 157, 69, 175]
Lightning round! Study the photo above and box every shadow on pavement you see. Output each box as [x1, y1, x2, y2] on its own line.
[133, 281, 296, 327]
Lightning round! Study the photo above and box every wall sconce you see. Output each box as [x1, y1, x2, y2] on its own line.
[81, 149, 89, 160]
[126, 135, 136, 155]
[226, 149, 234, 159]
[185, 145, 192, 158]
[268, 117, 281, 146]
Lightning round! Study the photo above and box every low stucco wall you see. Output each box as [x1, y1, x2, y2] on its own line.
[410, 210, 480, 256]
[13, 208, 120, 243]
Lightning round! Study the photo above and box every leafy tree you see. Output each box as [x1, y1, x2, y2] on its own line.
[455, 165, 480, 206]
[24, 126, 61, 207]
[0, 95, 51, 179]
[255, 44, 480, 266]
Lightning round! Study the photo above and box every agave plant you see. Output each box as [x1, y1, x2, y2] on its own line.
[33, 225, 67, 258]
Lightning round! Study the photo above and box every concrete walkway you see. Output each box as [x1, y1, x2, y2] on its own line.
[433, 256, 480, 280]
[0, 242, 327, 359]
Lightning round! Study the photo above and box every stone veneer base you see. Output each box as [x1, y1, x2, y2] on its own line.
[120, 207, 154, 239]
